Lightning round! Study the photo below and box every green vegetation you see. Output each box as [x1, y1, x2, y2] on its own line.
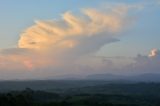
[0, 82, 160, 106]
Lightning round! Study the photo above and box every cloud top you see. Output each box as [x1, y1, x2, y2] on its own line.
[18, 8, 127, 51]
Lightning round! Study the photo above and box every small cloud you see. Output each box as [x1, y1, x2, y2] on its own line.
[149, 49, 160, 57]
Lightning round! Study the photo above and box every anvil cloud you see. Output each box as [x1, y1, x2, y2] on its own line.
[0, 4, 159, 79]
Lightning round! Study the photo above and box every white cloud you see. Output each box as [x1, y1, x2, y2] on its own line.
[18, 8, 127, 50]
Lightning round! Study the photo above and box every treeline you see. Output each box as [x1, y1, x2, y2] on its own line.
[0, 83, 160, 106]
[0, 88, 160, 106]
[0, 88, 60, 106]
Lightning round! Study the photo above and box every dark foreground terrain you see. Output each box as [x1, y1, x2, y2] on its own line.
[0, 81, 160, 106]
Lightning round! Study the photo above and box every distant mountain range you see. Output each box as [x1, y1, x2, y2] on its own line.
[0, 73, 160, 92]
[1, 73, 160, 82]
[45, 73, 160, 82]
[86, 73, 160, 82]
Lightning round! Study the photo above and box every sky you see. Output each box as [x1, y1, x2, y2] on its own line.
[0, 0, 160, 79]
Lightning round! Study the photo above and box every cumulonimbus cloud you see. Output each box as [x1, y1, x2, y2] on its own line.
[18, 8, 127, 50]
[0, 4, 146, 79]
[16, 6, 130, 68]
